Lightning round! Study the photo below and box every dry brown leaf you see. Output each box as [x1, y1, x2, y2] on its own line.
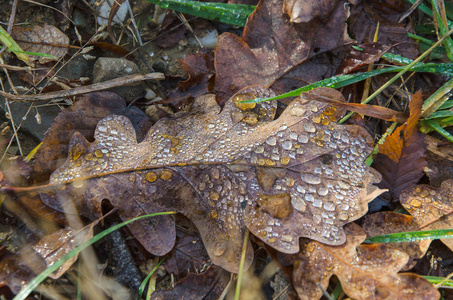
[30, 87, 384, 273]
[0, 225, 93, 293]
[11, 25, 69, 64]
[31, 92, 151, 184]
[293, 222, 440, 300]
[213, 0, 353, 104]
[362, 211, 431, 270]
[372, 91, 427, 201]
[425, 135, 453, 187]
[400, 179, 453, 252]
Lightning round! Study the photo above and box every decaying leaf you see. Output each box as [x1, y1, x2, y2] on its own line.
[400, 179, 453, 252]
[31, 92, 151, 183]
[213, 0, 353, 103]
[0, 225, 93, 293]
[11, 25, 69, 64]
[150, 265, 230, 299]
[34, 86, 382, 273]
[362, 211, 431, 270]
[293, 223, 440, 300]
[372, 92, 427, 201]
[348, 0, 419, 59]
[425, 135, 453, 187]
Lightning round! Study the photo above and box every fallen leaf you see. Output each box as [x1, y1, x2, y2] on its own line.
[425, 135, 453, 187]
[372, 91, 427, 201]
[150, 265, 230, 299]
[164, 48, 216, 109]
[31, 91, 151, 183]
[348, 0, 419, 59]
[293, 222, 440, 300]
[155, 12, 187, 48]
[34, 86, 382, 273]
[400, 179, 453, 252]
[0, 225, 94, 293]
[362, 211, 431, 270]
[11, 25, 69, 64]
[337, 43, 391, 74]
[213, 0, 353, 103]
[163, 215, 211, 279]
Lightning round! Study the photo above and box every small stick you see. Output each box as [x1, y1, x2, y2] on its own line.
[0, 72, 165, 102]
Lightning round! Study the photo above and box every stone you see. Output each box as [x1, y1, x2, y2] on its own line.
[92, 57, 146, 102]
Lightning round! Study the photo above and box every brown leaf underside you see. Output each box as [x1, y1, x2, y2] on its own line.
[39, 87, 382, 273]
[372, 92, 427, 202]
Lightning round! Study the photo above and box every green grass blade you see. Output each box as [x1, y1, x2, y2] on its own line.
[438, 99, 453, 109]
[430, 0, 453, 61]
[424, 110, 453, 120]
[424, 119, 453, 143]
[145, 0, 255, 26]
[422, 77, 453, 117]
[5, 48, 58, 59]
[137, 260, 163, 300]
[239, 63, 453, 104]
[13, 211, 176, 300]
[339, 28, 453, 123]
[406, 0, 453, 28]
[423, 276, 453, 287]
[0, 25, 33, 66]
[364, 228, 453, 244]
[234, 229, 249, 300]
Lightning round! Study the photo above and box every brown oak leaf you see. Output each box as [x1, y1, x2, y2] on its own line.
[35, 87, 382, 273]
[213, 0, 353, 103]
[293, 222, 440, 300]
[400, 179, 453, 252]
[362, 211, 431, 270]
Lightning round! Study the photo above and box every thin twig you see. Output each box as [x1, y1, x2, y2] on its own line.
[7, 0, 19, 33]
[0, 73, 164, 102]
[125, 0, 143, 46]
[0, 77, 23, 157]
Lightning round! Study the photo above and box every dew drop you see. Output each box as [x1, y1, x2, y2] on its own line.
[266, 136, 277, 146]
[323, 201, 335, 211]
[304, 122, 316, 133]
[291, 195, 306, 212]
[302, 174, 321, 185]
[282, 140, 292, 150]
[298, 134, 309, 143]
[317, 188, 329, 196]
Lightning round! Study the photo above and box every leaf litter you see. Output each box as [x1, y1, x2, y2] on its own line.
[1, 0, 453, 298]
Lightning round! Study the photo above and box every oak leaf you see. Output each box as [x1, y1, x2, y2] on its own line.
[213, 0, 353, 103]
[400, 179, 453, 252]
[293, 222, 440, 300]
[362, 211, 431, 270]
[372, 91, 427, 201]
[11, 25, 69, 64]
[38, 87, 382, 273]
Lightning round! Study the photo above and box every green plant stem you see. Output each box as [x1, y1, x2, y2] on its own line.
[422, 77, 453, 117]
[234, 229, 249, 300]
[338, 27, 453, 124]
[365, 228, 453, 244]
[13, 211, 176, 300]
